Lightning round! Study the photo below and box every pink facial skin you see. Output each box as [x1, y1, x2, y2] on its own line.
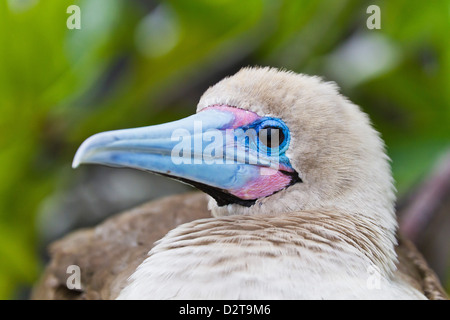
[203, 105, 260, 128]
[230, 168, 293, 200]
[202, 105, 295, 201]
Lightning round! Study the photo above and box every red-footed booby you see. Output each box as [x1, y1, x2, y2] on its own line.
[33, 67, 447, 300]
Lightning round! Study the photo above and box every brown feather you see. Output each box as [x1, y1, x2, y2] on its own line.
[31, 192, 211, 300]
[394, 234, 447, 300]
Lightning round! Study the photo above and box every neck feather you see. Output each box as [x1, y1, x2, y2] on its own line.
[155, 209, 398, 277]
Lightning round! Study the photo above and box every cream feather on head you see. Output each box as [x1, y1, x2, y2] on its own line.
[194, 67, 399, 282]
[199, 67, 396, 227]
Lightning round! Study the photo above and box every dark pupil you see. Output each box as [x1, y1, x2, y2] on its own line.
[259, 127, 285, 148]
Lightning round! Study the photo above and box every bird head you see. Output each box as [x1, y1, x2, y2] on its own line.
[73, 67, 396, 234]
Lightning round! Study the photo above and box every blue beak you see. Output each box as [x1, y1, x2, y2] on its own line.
[73, 108, 299, 206]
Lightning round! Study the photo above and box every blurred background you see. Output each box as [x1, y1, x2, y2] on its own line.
[0, 0, 449, 299]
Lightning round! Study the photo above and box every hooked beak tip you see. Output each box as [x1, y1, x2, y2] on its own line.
[71, 134, 99, 169]
[72, 130, 121, 169]
[72, 157, 80, 169]
[72, 137, 91, 169]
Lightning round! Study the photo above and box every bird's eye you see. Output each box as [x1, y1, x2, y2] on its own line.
[245, 117, 290, 153]
[258, 126, 285, 149]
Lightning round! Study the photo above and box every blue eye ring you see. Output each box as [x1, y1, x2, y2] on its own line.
[254, 117, 290, 154]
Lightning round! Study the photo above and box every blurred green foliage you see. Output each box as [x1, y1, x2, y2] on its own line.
[0, 0, 449, 299]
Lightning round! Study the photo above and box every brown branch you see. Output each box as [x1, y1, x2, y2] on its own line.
[398, 149, 450, 242]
